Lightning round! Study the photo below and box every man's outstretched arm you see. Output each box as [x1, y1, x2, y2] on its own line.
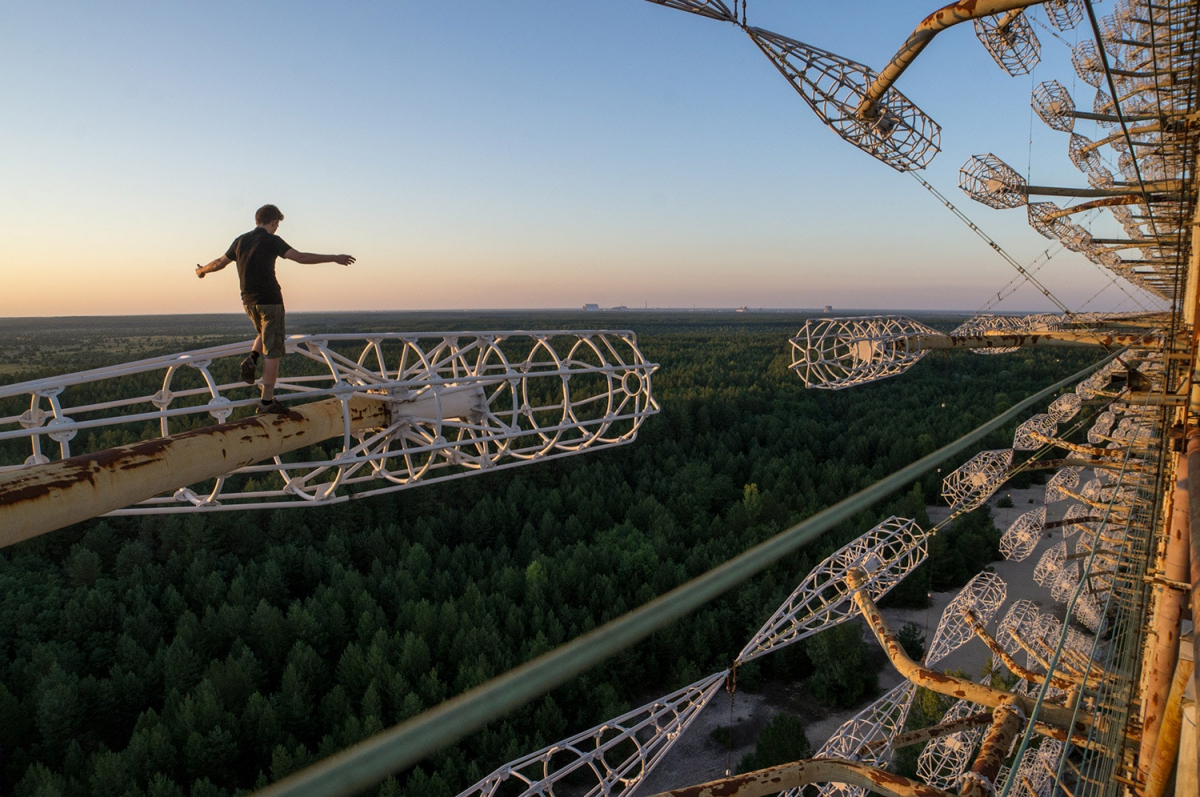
[196, 255, 231, 279]
[284, 249, 355, 266]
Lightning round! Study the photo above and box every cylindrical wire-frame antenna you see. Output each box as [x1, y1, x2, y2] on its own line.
[975, 10, 1042, 75]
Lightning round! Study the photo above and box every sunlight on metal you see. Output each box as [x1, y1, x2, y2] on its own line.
[253, 351, 1125, 797]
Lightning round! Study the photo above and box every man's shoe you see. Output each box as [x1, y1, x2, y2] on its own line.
[240, 356, 258, 384]
[257, 400, 290, 416]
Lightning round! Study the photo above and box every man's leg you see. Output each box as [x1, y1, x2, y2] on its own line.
[256, 305, 288, 412]
[242, 307, 265, 384]
[261, 356, 280, 401]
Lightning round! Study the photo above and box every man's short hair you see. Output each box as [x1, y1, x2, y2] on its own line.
[255, 204, 285, 225]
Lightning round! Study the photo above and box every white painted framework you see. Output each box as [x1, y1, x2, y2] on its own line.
[0, 330, 659, 512]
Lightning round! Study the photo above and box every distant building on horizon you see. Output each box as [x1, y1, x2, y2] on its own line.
[823, 305, 833, 313]
[583, 303, 599, 312]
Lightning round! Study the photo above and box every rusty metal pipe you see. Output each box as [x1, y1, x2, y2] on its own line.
[645, 757, 955, 797]
[1144, 655, 1196, 797]
[857, 0, 1048, 118]
[964, 609, 1085, 691]
[1187, 429, 1200, 781]
[845, 569, 1094, 738]
[910, 331, 1163, 351]
[962, 701, 1024, 797]
[1039, 194, 1179, 221]
[863, 712, 994, 752]
[1138, 451, 1191, 784]
[0, 396, 389, 547]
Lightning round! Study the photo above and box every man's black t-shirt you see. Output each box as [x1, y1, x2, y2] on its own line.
[226, 227, 292, 305]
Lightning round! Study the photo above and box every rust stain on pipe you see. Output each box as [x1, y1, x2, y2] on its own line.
[0, 396, 389, 548]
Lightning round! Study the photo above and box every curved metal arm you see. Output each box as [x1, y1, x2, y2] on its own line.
[857, 0, 1047, 118]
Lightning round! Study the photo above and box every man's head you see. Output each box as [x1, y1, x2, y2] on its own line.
[255, 204, 284, 233]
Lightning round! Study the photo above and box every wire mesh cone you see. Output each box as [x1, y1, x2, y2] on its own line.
[1068, 132, 1105, 173]
[736, 516, 927, 664]
[746, 26, 941, 172]
[917, 698, 986, 790]
[810, 681, 917, 797]
[641, 0, 737, 23]
[1033, 540, 1069, 587]
[1013, 413, 1058, 451]
[1072, 40, 1109, 88]
[974, 11, 1041, 76]
[790, 316, 938, 389]
[1046, 0, 1086, 31]
[959, 153, 1028, 208]
[1032, 79, 1077, 132]
[950, 315, 1024, 354]
[1048, 392, 1082, 422]
[460, 671, 727, 796]
[1001, 507, 1046, 561]
[942, 449, 1014, 512]
[1086, 163, 1115, 189]
[925, 571, 1008, 667]
[1046, 465, 1084, 503]
[1062, 502, 1095, 538]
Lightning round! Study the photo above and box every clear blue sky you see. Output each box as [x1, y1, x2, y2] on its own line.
[0, 1, 1165, 316]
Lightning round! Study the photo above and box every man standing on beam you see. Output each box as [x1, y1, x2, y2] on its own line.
[195, 204, 355, 414]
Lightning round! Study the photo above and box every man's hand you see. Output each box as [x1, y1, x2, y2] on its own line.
[334, 255, 355, 266]
[196, 255, 230, 278]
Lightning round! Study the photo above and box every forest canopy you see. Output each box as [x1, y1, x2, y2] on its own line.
[0, 311, 1097, 796]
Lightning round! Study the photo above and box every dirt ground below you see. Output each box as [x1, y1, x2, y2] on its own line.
[637, 483, 1067, 794]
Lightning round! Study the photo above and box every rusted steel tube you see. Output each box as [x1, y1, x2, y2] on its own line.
[1039, 194, 1178, 221]
[910, 331, 1162, 351]
[1144, 655, 1196, 797]
[863, 712, 993, 752]
[845, 569, 1093, 738]
[645, 757, 954, 797]
[1187, 429, 1200, 780]
[857, 0, 1050, 118]
[0, 396, 389, 547]
[962, 701, 1024, 797]
[1138, 451, 1191, 783]
[1023, 180, 1187, 198]
[964, 609, 1083, 691]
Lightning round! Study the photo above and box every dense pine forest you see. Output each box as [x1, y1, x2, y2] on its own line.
[0, 311, 1096, 796]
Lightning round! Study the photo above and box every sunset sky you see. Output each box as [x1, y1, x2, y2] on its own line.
[0, 1, 1166, 317]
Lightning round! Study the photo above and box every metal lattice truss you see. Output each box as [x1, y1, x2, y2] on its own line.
[1044, 0, 1086, 32]
[736, 517, 927, 665]
[746, 27, 941, 171]
[0, 331, 658, 512]
[640, 0, 736, 23]
[802, 682, 918, 797]
[925, 571, 1009, 666]
[974, 10, 1041, 75]
[942, 449, 1014, 513]
[1001, 507, 1046, 561]
[459, 671, 727, 797]
[789, 316, 938, 389]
